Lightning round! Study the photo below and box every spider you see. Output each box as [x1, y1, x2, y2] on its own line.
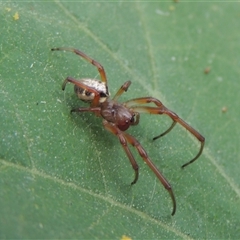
[51, 47, 205, 216]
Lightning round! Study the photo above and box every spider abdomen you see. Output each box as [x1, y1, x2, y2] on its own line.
[74, 78, 109, 103]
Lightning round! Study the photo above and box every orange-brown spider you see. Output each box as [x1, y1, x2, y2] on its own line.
[51, 47, 205, 215]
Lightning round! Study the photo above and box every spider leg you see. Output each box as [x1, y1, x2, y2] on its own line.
[62, 76, 100, 107]
[112, 81, 131, 101]
[103, 120, 176, 216]
[124, 131, 176, 216]
[132, 112, 140, 126]
[51, 47, 108, 87]
[128, 100, 204, 168]
[103, 120, 139, 185]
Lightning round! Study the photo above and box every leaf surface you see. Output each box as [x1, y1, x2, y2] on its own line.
[1, 2, 240, 239]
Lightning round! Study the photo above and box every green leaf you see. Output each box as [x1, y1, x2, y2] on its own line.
[1, 1, 240, 239]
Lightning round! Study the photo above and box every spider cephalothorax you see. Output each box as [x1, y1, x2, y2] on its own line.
[51, 47, 205, 216]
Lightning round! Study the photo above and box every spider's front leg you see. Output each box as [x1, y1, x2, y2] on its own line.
[103, 120, 139, 185]
[103, 120, 176, 216]
[125, 97, 205, 168]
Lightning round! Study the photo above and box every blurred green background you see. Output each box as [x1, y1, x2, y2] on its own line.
[0, 1, 239, 239]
